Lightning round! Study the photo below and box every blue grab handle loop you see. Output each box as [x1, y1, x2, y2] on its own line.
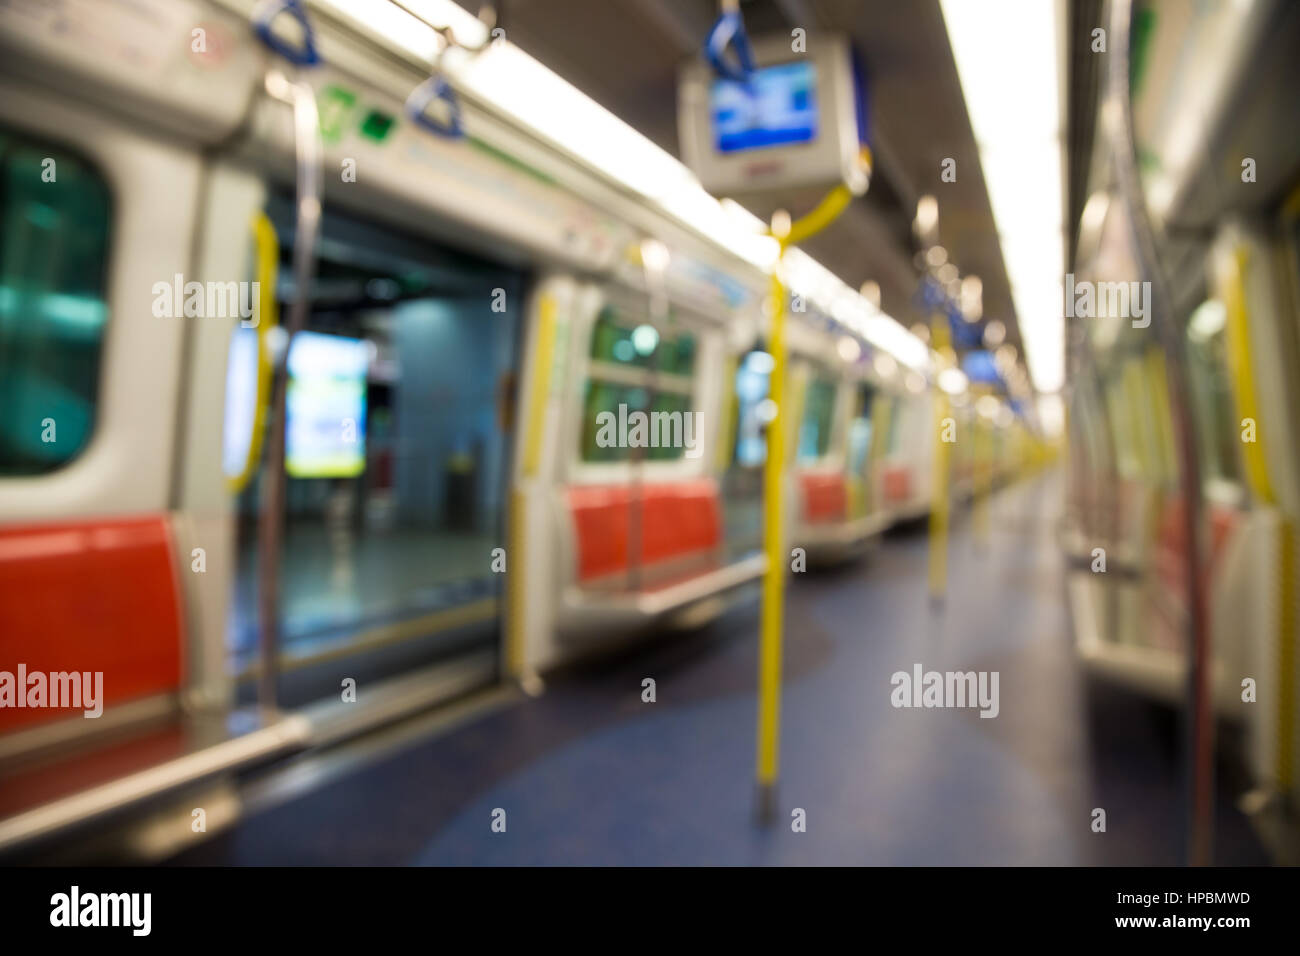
[705, 11, 755, 83]
[405, 74, 464, 139]
[253, 0, 321, 66]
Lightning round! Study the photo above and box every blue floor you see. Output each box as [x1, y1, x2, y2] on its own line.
[170, 472, 1270, 865]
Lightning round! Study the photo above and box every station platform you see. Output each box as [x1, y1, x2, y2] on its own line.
[167, 473, 1269, 866]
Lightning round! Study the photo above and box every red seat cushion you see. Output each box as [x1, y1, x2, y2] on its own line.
[0, 515, 185, 731]
[800, 471, 847, 523]
[568, 480, 721, 582]
[883, 465, 912, 504]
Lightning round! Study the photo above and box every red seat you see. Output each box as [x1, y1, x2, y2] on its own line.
[800, 471, 847, 523]
[883, 465, 911, 504]
[567, 480, 721, 583]
[0, 516, 185, 732]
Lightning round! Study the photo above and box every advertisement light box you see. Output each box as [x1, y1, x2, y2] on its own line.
[286, 331, 369, 479]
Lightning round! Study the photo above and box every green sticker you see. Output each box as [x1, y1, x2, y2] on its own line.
[360, 109, 396, 143]
[318, 85, 358, 144]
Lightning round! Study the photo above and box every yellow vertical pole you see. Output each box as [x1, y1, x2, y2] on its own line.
[869, 387, 892, 519]
[972, 386, 991, 547]
[928, 316, 953, 605]
[1217, 244, 1296, 800]
[752, 177, 860, 822]
[714, 355, 739, 472]
[928, 393, 951, 602]
[757, 260, 788, 819]
[507, 293, 557, 685]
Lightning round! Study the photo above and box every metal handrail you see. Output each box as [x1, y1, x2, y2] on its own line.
[389, 0, 500, 55]
[1103, 0, 1214, 866]
[389, 1, 502, 138]
[256, 70, 325, 713]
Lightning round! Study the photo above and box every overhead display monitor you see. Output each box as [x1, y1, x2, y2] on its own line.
[286, 331, 369, 478]
[711, 61, 819, 153]
[679, 33, 867, 197]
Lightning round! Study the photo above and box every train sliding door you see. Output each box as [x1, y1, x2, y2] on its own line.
[223, 195, 525, 709]
[846, 381, 877, 525]
[722, 345, 772, 558]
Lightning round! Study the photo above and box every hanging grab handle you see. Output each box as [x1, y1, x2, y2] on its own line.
[705, 9, 755, 83]
[252, 0, 321, 66]
[405, 73, 464, 139]
[392, 0, 505, 140]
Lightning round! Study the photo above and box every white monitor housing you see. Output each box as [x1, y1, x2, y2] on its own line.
[678, 33, 866, 199]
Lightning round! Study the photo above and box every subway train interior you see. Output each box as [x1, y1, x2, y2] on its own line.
[0, 0, 1299, 890]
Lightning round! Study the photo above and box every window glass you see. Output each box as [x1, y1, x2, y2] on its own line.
[647, 391, 692, 461]
[732, 349, 772, 467]
[0, 131, 111, 474]
[1184, 299, 1241, 483]
[886, 394, 903, 454]
[580, 299, 696, 462]
[847, 383, 875, 476]
[581, 381, 648, 462]
[588, 306, 696, 377]
[590, 311, 643, 367]
[798, 376, 837, 462]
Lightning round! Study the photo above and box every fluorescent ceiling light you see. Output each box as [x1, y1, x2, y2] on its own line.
[940, 0, 1065, 397]
[319, 0, 932, 372]
[1036, 393, 1064, 438]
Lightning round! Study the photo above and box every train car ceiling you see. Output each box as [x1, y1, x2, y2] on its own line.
[312, 0, 937, 380]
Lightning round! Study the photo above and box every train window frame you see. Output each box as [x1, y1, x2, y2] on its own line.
[728, 344, 774, 470]
[571, 287, 704, 478]
[794, 362, 843, 467]
[0, 127, 114, 477]
[884, 392, 904, 457]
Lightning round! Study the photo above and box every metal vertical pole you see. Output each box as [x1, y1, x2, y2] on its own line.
[1105, 0, 1214, 865]
[256, 72, 322, 714]
[928, 315, 953, 605]
[973, 385, 992, 547]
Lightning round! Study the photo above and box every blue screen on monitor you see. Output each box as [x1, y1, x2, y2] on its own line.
[710, 61, 818, 153]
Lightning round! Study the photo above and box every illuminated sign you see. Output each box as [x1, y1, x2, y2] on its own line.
[286, 332, 369, 478]
[710, 61, 818, 153]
